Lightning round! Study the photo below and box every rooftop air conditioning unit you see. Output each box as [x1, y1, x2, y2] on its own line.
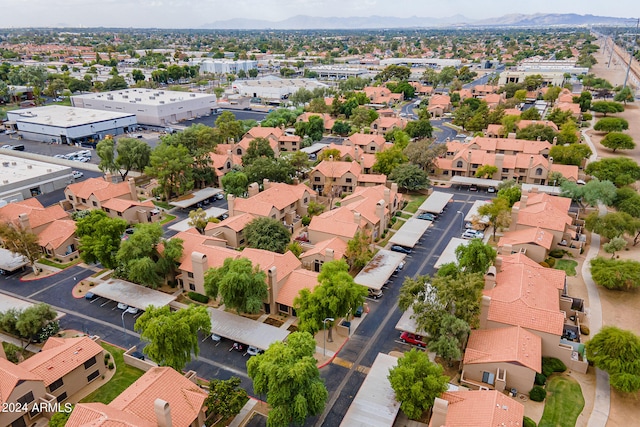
[123, 95, 128, 99]
[27, 165, 32, 169]
[2, 162, 9, 167]
[149, 96, 155, 100]
[47, 169, 52, 172]
[135, 98, 141, 101]
[159, 101, 165, 104]
[11, 161, 16, 165]
[170, 98, 176, 102]
[190, 93, 196, 97]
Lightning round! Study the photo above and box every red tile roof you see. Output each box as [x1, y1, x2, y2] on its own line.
[430, 390, 524, 427]
[464, 326, 542, 372]
[498, 227, 554, 250]
[101, 198, 154, 212]
[233, 183, 315, 217]
[38, 219, 77, 250]
[0, 199, 68, 230]
[66, 402, 155, 427]
[240, 248, 302, 282]
[276, 269, 319, 307]
[0, 358, 42, 405]
[301, 237, 348, 260]
[66, 178, 132, 202]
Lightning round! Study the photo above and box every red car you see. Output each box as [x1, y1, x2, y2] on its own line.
[400, 332, 427, 348]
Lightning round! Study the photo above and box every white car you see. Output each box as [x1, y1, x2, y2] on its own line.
[72, 170, 84, 179]
[125, 306, 139, 315]
[246, 346, 262, 356]
[1, 144, 12, 149]
[211, 334, 222, 343]
[117, 302, 129, 310]
[5, 130, 16, 135]
[54, 154, 67, 159]
[462, 230, 484, 240]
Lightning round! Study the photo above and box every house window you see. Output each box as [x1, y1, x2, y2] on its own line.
[236, 149, 242, 155]
[278, 303, 289, 313]
[92, 201, 98, 207]
[502, 168, 509, 173]
[87, 370, 100, 382]
[81, 198, 87, 203]
[68, 195, 73, 201]
[84, 356, 97, 369]
[104, 208, 110, 213]
[239, 238, 245, 244]
[187, 272, 194, 278]
[370, 146, 376, 151]
[482, 371, 495, 385]
[17, 391, 35, 406]
[471, 164, 479, 169]
[535, 168, 543, 176]
[56, 392, 68, 403]
[346, 178, 352, 183]
[314, 177, 320, 182]
[117, 212, 122, 216]
[443, 171, 449, 175]
[49, 378, 64, 392]
[456, 161, 463, 168]
[303, 197, 308, 203]
[189, 283, 195, 291]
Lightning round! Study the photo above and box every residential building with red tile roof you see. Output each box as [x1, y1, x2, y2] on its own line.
[471, 84, 499, 97]
[65, 177, 137, 212]
[461, 326, 541, 393]
[427, 94, 452, 117]
[67, 367, 207, 427]
[409, 82, 433, 96]
[503, 108, 522, 117]
[0, 199, 77, 262]
[19, 336, 106, 404]
[236, 135, 279, 159]
[343, 133, 386, 153]
[205, 212, 256, 248]
[318, 143, 377, 173]
[209, 150, 242, 182]
[485, 123, 503, 138]
[101, 198, 160, 224]
[516, 119, 559, 132]
[309, 160, 386, 195]
[275, 269, 320, 314]
[299, 237, 348, 272]
[483, 93, 504, 109]
[429, 390, 524, 427]
[0, 358, 50, 427]
[362, 86, 403, 105]
[370, 116, 407, 135]
[296, 112, 335, 132]
[497, 227, 554, 262]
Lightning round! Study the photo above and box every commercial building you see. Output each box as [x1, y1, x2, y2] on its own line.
[232, 76, 329, 101]
[379, 58, 461, 68]
[71, 88, 218, 126]
[190, 58, 257, 74]
[6, 105, 137, 145]
[0, 153, 72, 203]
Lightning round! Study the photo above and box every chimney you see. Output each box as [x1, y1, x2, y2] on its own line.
[479, 295, 491, 329]
[353, 212, 361, 224]
[359, 156, 365, 175]
[430, 398, 449, 427]
[267, 266, 277, 313]
[127, 177, 137, 200]
[549, 156, 554, 165]
[325, 248, 334, 260]
[552, 136, 557, 144]
[293, 177, 300, 185]
[384, 187, 390, 205]
[520, 195, 528, 209]
[190, 252, 208, 291]
[494, 256, 502, 272]
[227, 149, 232, 156]
[248, 182, 259, 197]
[18, 213, 31, 232]
[501, 244, 513, 255]
[263, 178, 270, 190]
[154, 399, 173, 427]
[484, 265, 497, 290]
[467, 151, 472, 162]
[227, 194, 235, 217]
[529, 156, 534, 169]
[376, 199, 386, 234]
[391, 182, 398, 194]
[104, 172, 112, 183]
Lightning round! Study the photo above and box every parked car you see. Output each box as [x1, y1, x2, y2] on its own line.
[72, 170, 84, 179]
[5, 130, 16, 135]
[214, 192, 225, 200]
[417, 213, 436, 221]
[395, 261, 405, 272]
[84, 292, 96, 301]
[368, 288, 383, 299]
[462, 230, 484, 240]
[11, 144, 24, 151]
[400, 332, 427, 348]
[211, 334, 222, 343]
[125, 307, 139, 315]
[465, 222, 474, 229]
[246, 346, 263, 356]
[390, 245, 412, 254]
[469, 185, 478, 191]
[116, 302, 129, 310]
[487, 186, 496, 193]
[1, 144, 12, 149]
[131, 351, 145, 360]
[54, 154, 66, 159]
[354, 306, 364, 317]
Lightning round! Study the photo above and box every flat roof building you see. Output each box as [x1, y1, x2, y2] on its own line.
[71, 88, 218, 126]
[6, 105, 137, 145]
[190, 58, 257, 74]
[0, 153, 72, 203]
[233, 77, 329, 101]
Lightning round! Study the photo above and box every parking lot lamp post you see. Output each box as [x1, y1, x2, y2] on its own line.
[323, 317, 335, 356]
[456, 211, 464, 232]
[121, 311, 127, 346]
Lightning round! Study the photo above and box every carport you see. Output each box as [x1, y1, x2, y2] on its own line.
[395, 305, 421, 335]
[207, 308, 289, 350]
[168, 206, 229, 232]
[169, 187, 223, 209]
[354, 249, 406, 291]
[388, 218, 431, 248]
[434, 237, 469, 269]
[450, 176, 502, 190]
[89, 279, 177, 310]
[417, 191, 453, 214]
[0, 294, 34, 312]
[0, 248, 28, 275]
[465, 200, 490, 225]
[522, 183, 563, 195]
[340, 353, 400, 427]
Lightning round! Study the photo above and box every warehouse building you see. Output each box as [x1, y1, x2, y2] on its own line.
[6, 105, 137, 145]
[233, 76, 328, 101]
[0, 153, 72, 204]
[190, 58, 257, 74]
[71, 88, 218, 126]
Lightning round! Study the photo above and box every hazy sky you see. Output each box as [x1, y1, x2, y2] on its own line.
[2, 0, 636, 28]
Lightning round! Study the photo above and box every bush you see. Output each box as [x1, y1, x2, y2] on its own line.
[108, 362, 114, 370]
[542, 357, 567, 377]
[187, 292, 209, 304]
[545, 257, 556, 267]
[2, 342, 22, 363]
[580, 325, 590, 336]
[535, 372, 547, 386]
[582, 112, 593, 121]
[539, 261, 550, 268]
[301, 215, 311, 226]
[523, 416, 537, 427]
[549, 249, 564, 258]
[529, 385, 547, 402]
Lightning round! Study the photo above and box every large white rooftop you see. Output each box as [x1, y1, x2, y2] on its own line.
[7, 105, 135, 127]
[0, 153, 71, 186]
[72, 88, 217, 107]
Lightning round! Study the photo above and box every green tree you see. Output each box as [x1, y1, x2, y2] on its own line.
[350, 106, 378, 129]
[285, 150, 312, 178]
[584, 211, 640, 240]
[614, 86, 634, 104]
[373, 146, 407, 175]
[477, 197, 512, 241]
[75, 210, 128, 269]
[205, 377, 249, 424]
[242, 137, 275, 166]
[131, 69, 145, 83]
[247, 332, 328, 427]
[388, 349, 449, 420]
[0, 222, 42, 275]
[455, 238, 497, 273]
[516, 124, 558, 142]
[590, 257, 640, 290]
[429, 314, 471, 366]
[604, 236, 627, 258]
[600, 132, 635, 152]
[188, 208, 209, 234]
[546, 108, 575, 128]
[0, 303, 57, 350]
[48, 408, 73, 427]
[594, 117, 629, 133]
[145, 143, 194, 201]
[514, 89, 527, 103]
[561, 179, 616, 209]
[586, 157, 640, 187]
[114, 137, 152, 180]
[576, 91, 592, 112]
[376, 64, 411, 82]
[295, 260, 367, 341]
[345, 231, 373, 270]
[244, 157, 294, 185]
[221, 170, 249, 196]
[96, 138, 118, 175]
[403, 138, 447, 172]
[590, 101, 624, 116]
[586, 326, 640, 392]
[544, 86, 562, 103]
[556, 120, 579, 145]
[331, 120, 351, 136]
[389, 163, 430, 191]
[404, 119, 433, 139]
[496, 181, 522, 207]
[614, 187, 640, 220]
[549, 144, 592, 166]
[134, 305, 211, 372]
[204, 257, 268, 314]
[520, 108, 541, 120]
[475, 165, 498, 179]
[102, 75, 128, 91]
[215, 111, 244, 143]
[244, 217, 291, 254]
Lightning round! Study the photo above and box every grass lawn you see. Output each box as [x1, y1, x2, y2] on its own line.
[38, 257, 82, 269]
[153, 200, 172, 210]
[554, 259, 578, 276]
[538, 376, 585, 427]
[80, 342, 145, 404]
[403, 195, 427, 214]
[159, 214, 176, 225]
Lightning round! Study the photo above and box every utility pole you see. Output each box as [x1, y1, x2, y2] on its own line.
[623, 18, 640, 90]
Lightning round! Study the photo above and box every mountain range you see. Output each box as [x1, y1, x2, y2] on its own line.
[202, 13, 629, 30]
